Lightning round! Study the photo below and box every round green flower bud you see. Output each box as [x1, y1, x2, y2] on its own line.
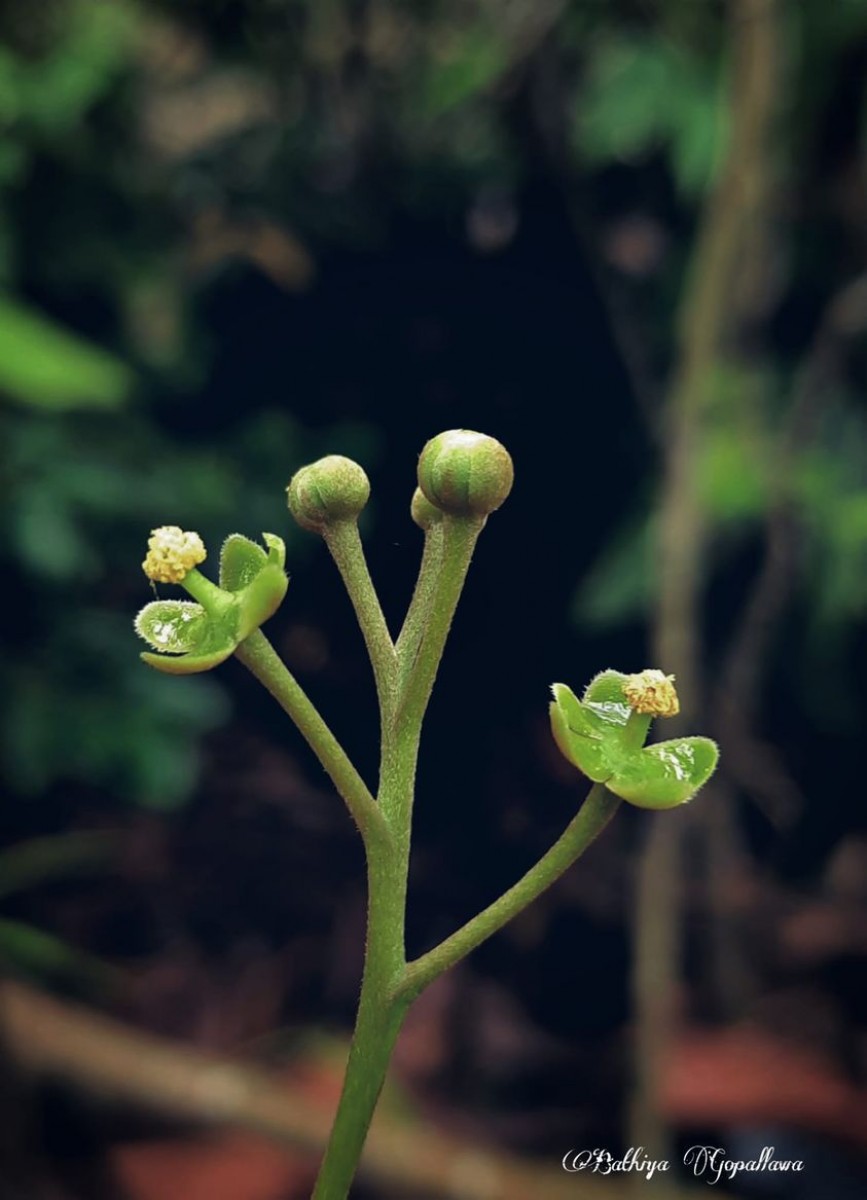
[287, 455, 370, 532]
[410, 487, 443, 531]
[417, 429, 514, 517]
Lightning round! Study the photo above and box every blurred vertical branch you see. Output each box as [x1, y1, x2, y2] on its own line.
[714, 274, 867, 806]
[701, 273, 867, 1017]
[632, 0, 783, 1165]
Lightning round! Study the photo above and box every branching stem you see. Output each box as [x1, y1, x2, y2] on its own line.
[399, 783, 620, 1000]
[234, 630, 389, 849]
[240, 498, 623, 1200]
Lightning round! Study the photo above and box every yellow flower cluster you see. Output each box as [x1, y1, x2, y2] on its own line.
[142, 526, 206, 584]
[623, 669, 680, 718]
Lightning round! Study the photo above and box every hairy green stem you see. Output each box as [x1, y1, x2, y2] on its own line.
[395, 521, 444, 694]
[381, 515, 482, 848]
[310, 667, 423, 1199]
[311, 996, 408, 1200]
[312, 515, 485, 1198]
[399, 783, 621, 1000]
[311, 851, 410, 1200]
[238, 503, 623, 1200]
[181, 567, 233, 617]
[396, 515, 483, 735]
[323, 520, 397, 710]
[234, 630, 389, 847]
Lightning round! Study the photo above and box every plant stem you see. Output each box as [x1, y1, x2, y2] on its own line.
[311, 997, 408, 1200]
[311, 666, 431, 1200]
[312, 515, 487, 1197]
[379, 514, 482, 849]
[234, 630, 389, 848]
[311, 849, 410, 1200]
[243, 505, 618, 1199]
[181, 567, 233, 617]
[309, 732, 425, 1200]
[396, 515, 483, 733]
[395, 521, 444, 693]
[323, 520, 397, 710]
[398, 783, 620, 1001]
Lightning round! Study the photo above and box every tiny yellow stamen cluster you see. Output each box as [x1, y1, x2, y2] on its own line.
[623, 669, 680, 717]
[142, 526, 206, 584]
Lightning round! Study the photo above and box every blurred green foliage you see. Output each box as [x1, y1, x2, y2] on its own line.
[2, 400, 341, 805]
[0, 0, 330, 808]
[577, 32, 727, 196]
[0, 295, 132, 408]
[0, 831, 118, 988]
[1, 0, 867, 818]
[0, 0, 132, 138]
[0, 830, 114, 900]
[0, 917, 117, 990]
[575, 376, 867, 653]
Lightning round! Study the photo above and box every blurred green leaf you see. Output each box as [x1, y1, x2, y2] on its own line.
[0, 0, 136, 136]
[0, 916, 118, 991]
[578, 37, 673, 161]
[2, 620, 230, 806]
[0, 831, 115, 901]
[417, 26, 508, 117]
[0, 295, 133, 409]
[127, 736, 201, 810]
[12, 481, 99, 580]
[573, 518, 654, 628]
[792, 404, 867, 632]
[699, 424, 769, 522]
[576, 33, 726, 195]
[671, 81, 726, 195]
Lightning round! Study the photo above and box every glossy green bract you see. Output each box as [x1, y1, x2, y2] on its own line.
[136, 533, 287, 674]
[550, 671, 717, 809]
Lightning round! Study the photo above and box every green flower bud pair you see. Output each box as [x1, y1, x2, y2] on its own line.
[416, 429, 513, 519]
[286, 430, 514, 533]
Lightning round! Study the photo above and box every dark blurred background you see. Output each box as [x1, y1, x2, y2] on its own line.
[1, 1, 867, 1197]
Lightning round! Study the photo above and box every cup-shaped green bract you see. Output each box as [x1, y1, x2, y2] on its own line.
[608, 738, 719, 809]
[136, 533, 288, 674]
[219, 531, 288, 640]
[417, 429, 513, 518]
[550, 670, 718, 809]
[287, 455, 370, 532]
[135, 600, 236, 674]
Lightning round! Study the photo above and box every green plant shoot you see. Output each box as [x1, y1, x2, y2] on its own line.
[133, 429, 717, 1199]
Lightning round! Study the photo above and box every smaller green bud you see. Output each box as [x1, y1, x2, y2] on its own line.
[417, 429, 513, 518]
[287, 455, 370, 532]
[410, 487, 443, 531]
